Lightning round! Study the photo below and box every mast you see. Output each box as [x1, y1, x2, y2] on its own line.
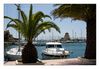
[74, 32, 77, 39]
[72, 30, 74, 39]
[52, 29, 54, 42]
[81, 29, 82, 39]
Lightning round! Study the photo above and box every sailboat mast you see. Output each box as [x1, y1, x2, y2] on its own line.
[81, 29, 82, 39]
[72, 30, 74, 39]
[52, 29, 54, 42]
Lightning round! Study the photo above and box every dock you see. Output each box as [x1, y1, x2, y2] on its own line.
[4, 58, 96, 65]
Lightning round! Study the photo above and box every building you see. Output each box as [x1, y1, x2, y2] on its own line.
[60, 32, 70, 42]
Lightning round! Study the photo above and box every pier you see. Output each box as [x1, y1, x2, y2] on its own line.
[4, 58, 96, 65]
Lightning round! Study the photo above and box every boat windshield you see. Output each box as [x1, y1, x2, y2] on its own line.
[56, 45, 62, 48]
[46, 45, 62, 48]
[46, 45, 55, 48]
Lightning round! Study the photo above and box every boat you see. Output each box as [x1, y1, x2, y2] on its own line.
[42, 42, 70, 57]
[6, 47, 22, 60]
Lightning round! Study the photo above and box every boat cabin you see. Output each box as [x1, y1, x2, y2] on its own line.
[46, 42, 62, 48]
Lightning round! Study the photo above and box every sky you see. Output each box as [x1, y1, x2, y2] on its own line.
[4, 4, 86, 40]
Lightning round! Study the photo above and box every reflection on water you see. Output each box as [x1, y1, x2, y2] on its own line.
[4, 42, 86, 61]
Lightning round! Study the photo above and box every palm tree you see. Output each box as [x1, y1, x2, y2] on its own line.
[4, 4, 60, 63]
[52, 4, 96, 59]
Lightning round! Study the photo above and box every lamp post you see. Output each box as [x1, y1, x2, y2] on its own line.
[15, 4, 21, 54]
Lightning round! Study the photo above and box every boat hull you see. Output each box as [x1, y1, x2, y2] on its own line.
[42, 50, 70, 57]
[42, 53, 69, 57]
[6, 54, 21, 61]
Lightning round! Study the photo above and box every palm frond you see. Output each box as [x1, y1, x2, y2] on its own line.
[7, 24, 18, 29]
[52, 4, 95, 21]
[33, 21, 60, 38]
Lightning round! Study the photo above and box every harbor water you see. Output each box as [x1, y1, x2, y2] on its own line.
[4, 42, 86, 60]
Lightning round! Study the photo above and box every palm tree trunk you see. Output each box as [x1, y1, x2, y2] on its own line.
[85, 17, 96, 59]
[22, 41, 38, 63]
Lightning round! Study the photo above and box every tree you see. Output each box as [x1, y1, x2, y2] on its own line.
[4, 4, 60, 63]
[52, 4, 96, 59]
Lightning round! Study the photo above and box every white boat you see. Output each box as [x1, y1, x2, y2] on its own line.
[42, 42, 70, 57]
[6, 47, 22, 60]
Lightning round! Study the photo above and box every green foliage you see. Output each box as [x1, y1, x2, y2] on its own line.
[52, 4, 96, 21]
